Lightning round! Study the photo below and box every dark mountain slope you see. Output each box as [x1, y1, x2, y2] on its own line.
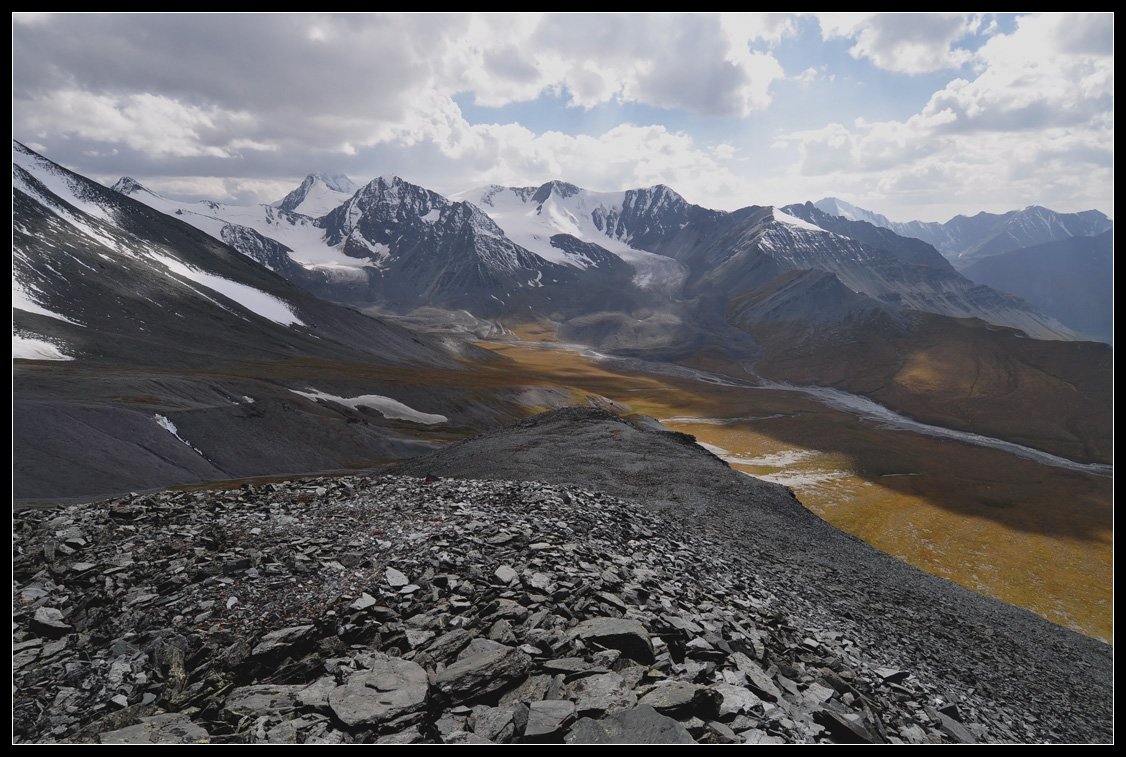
[395, 407, 1111, 743]
[962, 231, 1113, 343]
[12, 142, 529, 502]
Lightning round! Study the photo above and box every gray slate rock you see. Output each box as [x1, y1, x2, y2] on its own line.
[31, 607, 72, 639]
[433, 644, 532, 705]
[471, 705, 517, 743]
[296, 676, 338, 712]
[524, 699, 576, 739]
[731, 652, 781, 701]
[498, 674, 553, 706]
[421, 629, 473, 664]
[385, 567, 409, 588]
[570, 671, 638, 717]
[927, 706, 978, 744]
[328, 656, 429, 728]
[638, 681, 721, 719]
[376, 727, 424, 744]
[814, 709, 875, 743]
[565, 705, 696, 744]
[349, 593, 378, 611]
[444, 731, 495, 744]
[572, 617, 655, 664]
[98, 713, 210, 744]
[250, 624, 316, 657]
[223, 684, 304, 721]
[713, 683, 763, 718]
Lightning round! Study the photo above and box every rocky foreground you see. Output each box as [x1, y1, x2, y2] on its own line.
[12, 410, 1113, 744]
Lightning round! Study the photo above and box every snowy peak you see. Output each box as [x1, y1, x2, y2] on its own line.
[326, 175, 458, 239]
[275, 173, 359, 217]
[811, 198, 1112, 263]
[316, 173, 549, 284]
[455, 180, 695, 287]
[462, 182, 689, 258]
[814, 197, 893, 228]
[530, 179, 582, 205]
[593, 184, 695, 240]
[619, 184, 690, 219]
[311, 172, 357, 194]
[110, 176, 156, 197]
[456, 182, 626, 267]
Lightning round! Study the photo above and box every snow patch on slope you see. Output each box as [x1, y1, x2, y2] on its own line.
[13, 332, 73, 361]
[148, 252, 305, 327]
[290, 388, 447, 425]
[813, 197, 893, 227]
[14, 164, 126, 253]
[13, 280, 84, 325]
[13, 142, 114, 223]
[154, 414, 206, 456]
[772, 208, 827, 233]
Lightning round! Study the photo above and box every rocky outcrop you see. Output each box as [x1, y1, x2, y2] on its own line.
[13, 474, 1076, 744]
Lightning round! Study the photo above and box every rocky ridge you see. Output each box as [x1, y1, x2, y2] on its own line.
[12, 470, 1104, 744]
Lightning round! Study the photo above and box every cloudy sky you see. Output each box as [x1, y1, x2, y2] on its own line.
[12, 12, 1113, 221]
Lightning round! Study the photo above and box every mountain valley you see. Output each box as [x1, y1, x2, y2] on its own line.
[12, 141, 1113, 743]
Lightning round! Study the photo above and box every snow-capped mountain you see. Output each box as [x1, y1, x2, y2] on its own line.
[783, 215, 1070, 338]
[14, 140, 499, 499]
[814, 198, 1112, 266]
[14, 142, 457, 367]
[106, 163, 1080, 340]
[316, 175, 635, 313]
[274, 172, 358, 216]
[111, 177, 353, 280]
[16, 143, 1111, 501]
[813, 197, 895, 228]
[115, 173, 641, 316]
[949, 206, 1113, 262]
[784, 202, 950, 269]
[456, 181, 695, 291]
[774, 202, 1077, 339]
[461, 181, 1072, 339]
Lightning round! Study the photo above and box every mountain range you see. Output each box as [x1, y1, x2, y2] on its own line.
[112, 168, 1078, 342]
[10, 141, 1113, 744]
[13, 140, 1113, 500]
[812, 198, 1113, 343]
[13, 142, 527, 501]
[813, 197, 1112, 267]
[962, 232, 1113, 344]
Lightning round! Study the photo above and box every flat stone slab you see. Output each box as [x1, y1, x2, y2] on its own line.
[565, 705, 695, 744]
[329, 656, 429, 728]
[98, 713, 210, 744]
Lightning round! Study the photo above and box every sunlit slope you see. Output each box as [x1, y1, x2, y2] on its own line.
[474, 337, 1112, 642]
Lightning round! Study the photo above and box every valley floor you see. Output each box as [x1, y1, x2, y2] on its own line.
[471, 335, 1113, 643]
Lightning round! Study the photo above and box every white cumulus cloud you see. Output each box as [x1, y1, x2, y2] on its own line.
[818, 12, 978, 74]
[777, 13, 1113, 220]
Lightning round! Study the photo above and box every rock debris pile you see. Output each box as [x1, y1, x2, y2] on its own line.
[7, 476, 1056, 743]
